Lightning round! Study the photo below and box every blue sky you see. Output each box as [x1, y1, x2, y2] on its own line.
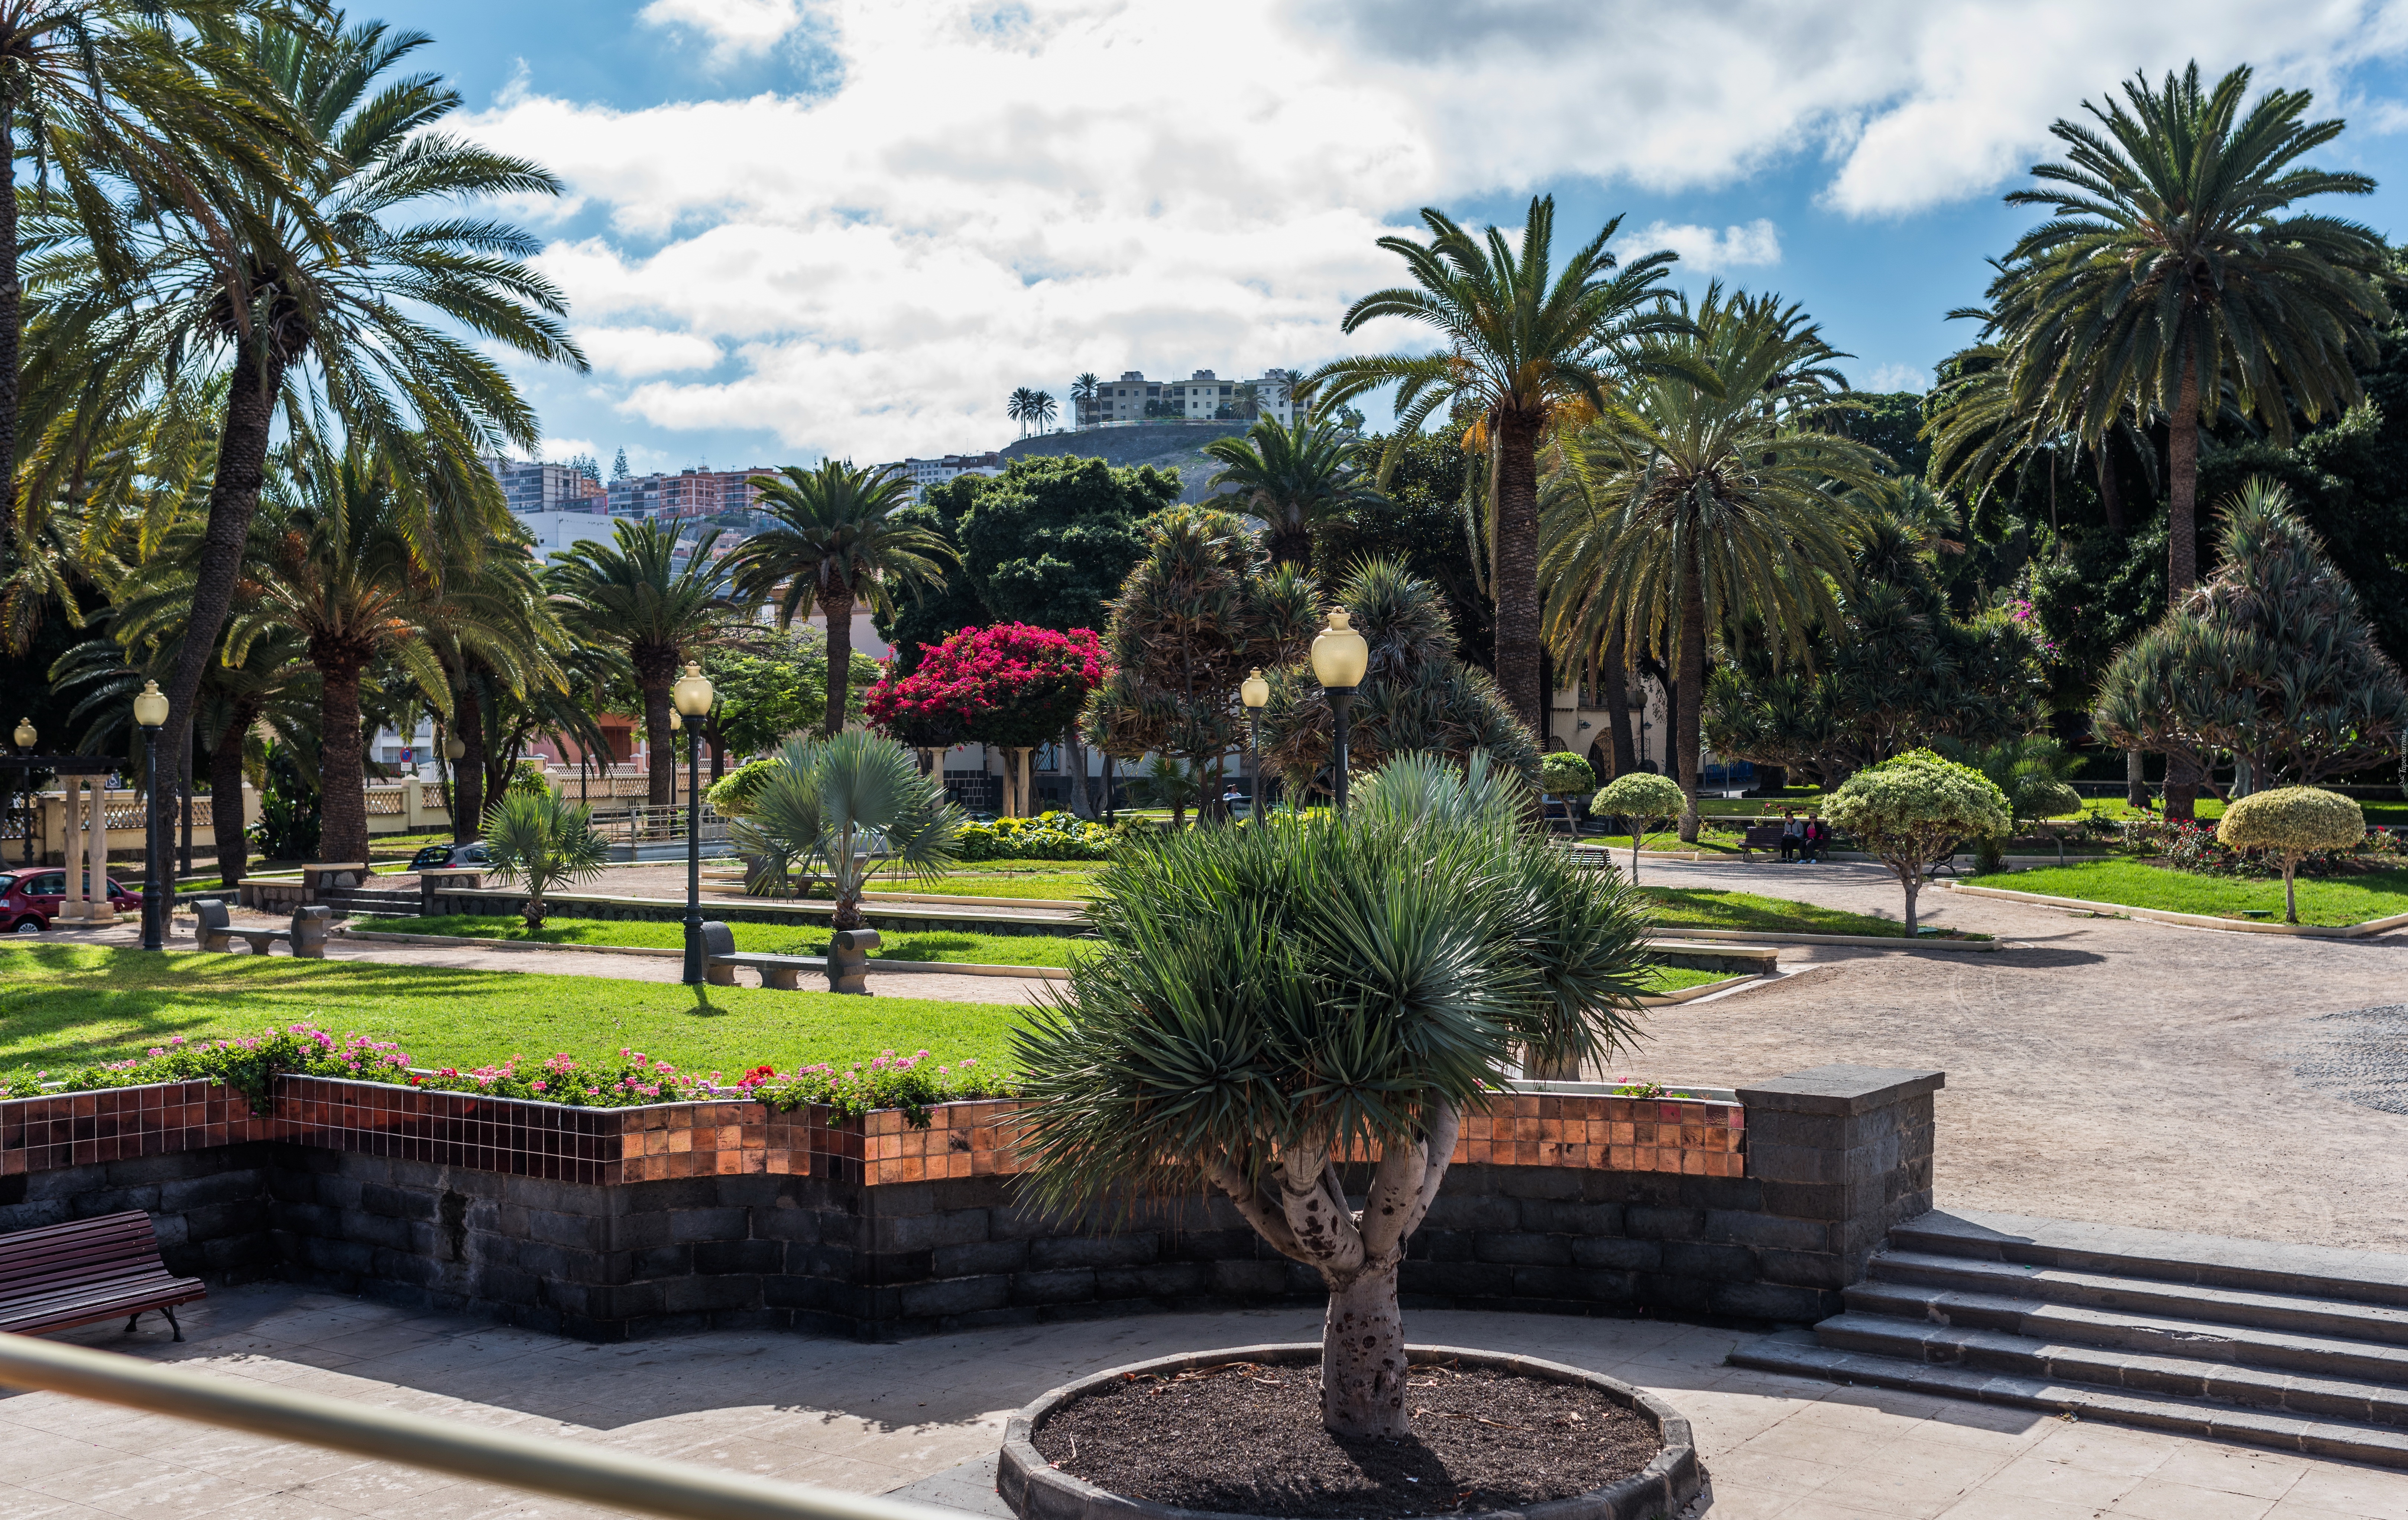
[404, 0, 2408, 473]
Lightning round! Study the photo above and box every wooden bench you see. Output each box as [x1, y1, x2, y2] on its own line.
[194, 900, 330, 957]
[0, 1211, 206, 1341]
[1738, 824, 1788, 861]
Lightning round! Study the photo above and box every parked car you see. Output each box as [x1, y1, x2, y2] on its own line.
[407, 841, 490, 871]
[0, 870, 142, 933]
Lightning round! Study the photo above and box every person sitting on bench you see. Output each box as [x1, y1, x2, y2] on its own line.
[1801, 814, 1827, 863]
[1778, 810, 1803, 862]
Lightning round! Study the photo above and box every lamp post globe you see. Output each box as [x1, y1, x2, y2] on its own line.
[13, 719, 35, 752]
[442, 735, 466, 762]
[1239, 668, 1270, 824]
[133, 681, 169, 951]
[1307, 610, 1368, 813]
[671, 662, 716, 985]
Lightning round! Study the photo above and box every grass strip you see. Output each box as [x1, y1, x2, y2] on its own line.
[363, 915, 1084, 968]
[1978, 859, 2408, 927]
[1640, 886, 1926, 938]
[0, 944, 1032, 1077]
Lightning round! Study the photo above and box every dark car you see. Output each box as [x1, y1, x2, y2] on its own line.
[407, 841, 490, 871]
[0, 870, 141, 933]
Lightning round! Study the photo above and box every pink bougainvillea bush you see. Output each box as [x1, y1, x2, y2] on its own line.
[864, 623, 1108, 751]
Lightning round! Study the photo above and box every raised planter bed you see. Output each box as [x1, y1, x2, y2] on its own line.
[998, 1343, 1701, 1520]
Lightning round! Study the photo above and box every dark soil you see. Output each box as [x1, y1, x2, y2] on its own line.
[1031, 1358, 1659, 1518]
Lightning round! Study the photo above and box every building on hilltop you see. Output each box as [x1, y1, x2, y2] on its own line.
[872, 451, 1004, 500]
[1074, 370, 1297, 429]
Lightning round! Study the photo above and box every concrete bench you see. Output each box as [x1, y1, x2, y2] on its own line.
[302, 862, 370, 898]
[699, 922, 879, 993]
[194, 900, 330, 957]
[235, 877, 308, 912]
[417, 868, 484, 915]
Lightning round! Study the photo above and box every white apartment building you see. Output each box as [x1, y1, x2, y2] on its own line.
[1075, 370, 1297, 428]
[514, 509, 623, 558]
[875, 452, 1004, 500]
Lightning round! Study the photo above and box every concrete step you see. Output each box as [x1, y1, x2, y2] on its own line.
[1890, 1209, 2408, 1310]
[1730, 1336, 2408, 1469]
[1844, 1280, 2408, 1386]
[1868, 1250, 2408, 1347]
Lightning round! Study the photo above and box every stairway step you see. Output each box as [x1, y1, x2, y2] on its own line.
[1812, 1312, 2408, 1427]
[1870, 1250, 2408, 1347]
[1728, 1337, 2408, 1470]
[1845, 1280, 2408, 1386]
[1892, 1209, 2408, 1309]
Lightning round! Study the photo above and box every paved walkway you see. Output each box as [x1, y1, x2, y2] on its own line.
[1623, 858, 2408, 1252]
[8, 1284, 2404, 1520]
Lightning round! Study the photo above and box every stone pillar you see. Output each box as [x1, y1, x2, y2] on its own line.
[58, 782, 85, 918]
[1730, 1063, 1941, 1316]
[85, 782, 116, 924]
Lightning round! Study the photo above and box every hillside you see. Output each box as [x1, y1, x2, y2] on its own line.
[998, 422, 1248, 503]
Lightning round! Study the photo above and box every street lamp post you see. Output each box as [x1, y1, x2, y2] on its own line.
[133, 682, 169, 950]
[671, 663, 716, 986]
[1308, 609, 1368, 813]
[1239, 668, 1269, 825]
[10, 720, 32, 866]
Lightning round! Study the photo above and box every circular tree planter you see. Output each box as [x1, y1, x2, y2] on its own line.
[998, 1343, 1701, 1520]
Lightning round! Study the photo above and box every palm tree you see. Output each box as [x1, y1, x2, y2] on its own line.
[1305, 196, 1696, 729]
[481, 788, 607, 930]
[1984, 63, 2389, 595]
[222, 438, 528, 864]
[36, 11, 587, 809]
[729, 460, 956, 736]
[0, 0, 306, 633]
[547, 518, 738, 807]
[423, 526, 577, 843]
[731, 732, 961, 930]
[1029, 389, 1057, 433]
[1201, 412, 1384, 568]
[1007, 386, 1037, 436]
[1540, 286, 1887, 839]
[1071, 370, 1098, 424]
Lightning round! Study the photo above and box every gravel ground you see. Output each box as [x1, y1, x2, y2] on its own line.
[1618, 858, 2408, 1252]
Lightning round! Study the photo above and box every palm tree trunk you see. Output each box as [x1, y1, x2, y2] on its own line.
[2095, 441, 2123, 536]
[211, 701, 259, 889]
[161, 347, 289, 816]
[1490, 409, 1545, 732]
[316, 656, 370, 864]
[1675, 565, 1706, 843]
[0, 91, 19, 554]
[453, 679, 486, 842]
[642, 679, 674, 807]
[1602, 633, 1635, 780]
[2164, 365, 2203, 820]
[821, 585, 857, 736]
[707, 709, 725, 782]
[2126, 749, 2149, 810]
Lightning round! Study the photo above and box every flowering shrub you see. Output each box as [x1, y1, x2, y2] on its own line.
[2119, 814, 2403, 878]
[864, 624, 1109, 750]
[956, 810, 1124, 861]
[0, 1026, 1015, 1125]
[2003, 597, 2064, 661]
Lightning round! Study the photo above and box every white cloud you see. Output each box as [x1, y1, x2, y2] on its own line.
[1621, 219, 1782, 273]
[465, 0, 2408, 459]
[538, 435, 602, 462]
[638, 0, 805, 57]
[1864, 363, 1929, 394]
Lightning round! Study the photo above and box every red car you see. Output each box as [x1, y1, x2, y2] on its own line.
[0, 870, 141, 933]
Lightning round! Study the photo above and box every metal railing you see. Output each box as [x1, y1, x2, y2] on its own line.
[0, 1332, 968, 1520]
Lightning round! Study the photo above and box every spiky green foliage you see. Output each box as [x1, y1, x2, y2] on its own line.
[729, 460, 955, 736]
[1254, 557, 1537, 800]
[2217, 785, 2366, 923]
[1590, 770, 1685, 881]
[1541, 285, 1885, 837]
[1304, 195, 1698, 731]
[1978, 62, 2390, 592]
[1082, 506, 1319, 795]
[1202, 413, 1385, 567]
[1701, 516, 2050, 787]
[480, 789, 607, 930]
[1012, 752, 1652, 1437]
[545, 518, 740, 806]
[2095, 477, 2408, 788]
[1823, 749, 2011, 933]
[729, 731, 963, 930]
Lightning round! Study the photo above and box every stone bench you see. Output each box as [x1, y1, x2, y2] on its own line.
[194, 900, 330, 958]
[416, 868, 484, 915]
[302, 862, 370, 897]
[699, 922, 879, 993]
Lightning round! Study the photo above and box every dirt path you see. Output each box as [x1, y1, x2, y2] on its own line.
[1625, 858, 2408, 1252]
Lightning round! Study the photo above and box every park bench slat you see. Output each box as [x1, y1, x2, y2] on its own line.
[0, 1211, 205, 1339]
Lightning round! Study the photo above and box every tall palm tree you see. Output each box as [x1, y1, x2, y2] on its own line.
[422, 526, 576, 843]
[0, 0, 305, 633]
[1540, 286, 1887, 838]
[1029, 389, 1057, 433]
[1984, 63, 2389, 594]
[1071, 370, 1098, 423]
[546, 518, 739, 805]
[1007, 386, 1037, 436]
[730, 460, 955, 735]
[1306, 196, 1696, 729]
[36, 11, 587, 808]
[222, 438, 526, 864]
[1201, 412, 1384, 568]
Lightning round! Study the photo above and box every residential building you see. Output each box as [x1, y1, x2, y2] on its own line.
[514, 510, 625, 558]
[874, 452, 1004, 500]
[1074, 370, 1297, 428]
[485, 457, 605, 515]
[606, 467, 778, 521]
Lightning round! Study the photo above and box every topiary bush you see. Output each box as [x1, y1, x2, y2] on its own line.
[1591, 771, 1686, 881]
[2217, 786, 2366, 923]
[706, 757, 782, 819]
[1539, 751, 1597, 798]
[1823, 749, 2010, 933]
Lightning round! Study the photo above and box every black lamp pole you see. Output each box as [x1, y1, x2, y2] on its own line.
[141, 726, 163, 950]
[681, 722, 703, 985]
[1247, 712, 1265, 826]
[1329, 687, 1356, 814]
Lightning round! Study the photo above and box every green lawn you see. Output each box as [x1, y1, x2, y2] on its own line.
[0, 945, 1030, 1077]
[1640, 965, 1743, 995]
[366, 915, 1084, 968]
[1640, 886, 1942, 938]
[1587, 833, 1746, 856]
[1982, 859, 2408, 926]
[876, 871, 1098, 901]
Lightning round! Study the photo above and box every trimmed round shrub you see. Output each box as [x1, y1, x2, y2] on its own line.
[1824, 749, 2010, 933]
[706, 757, 782, 819]
[1591, 771, 1688, 881]
[1539, 752, 1597, 797]
[2016, 779, 2083, 821]
[2218, 787, 2365, 923]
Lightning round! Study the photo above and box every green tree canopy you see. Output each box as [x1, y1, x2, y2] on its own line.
[1824, 749, 2010, 933]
